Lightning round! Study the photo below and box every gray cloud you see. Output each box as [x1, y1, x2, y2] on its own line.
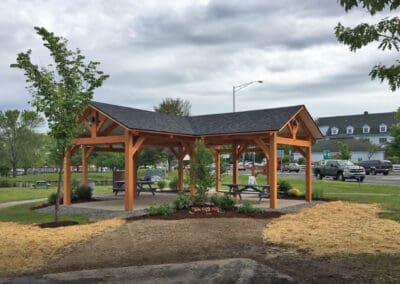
[1, 0, 399, 123]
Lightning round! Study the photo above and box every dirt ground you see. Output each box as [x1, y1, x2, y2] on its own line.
[9, 217, 396, 283]
[2, 202, 400, 283]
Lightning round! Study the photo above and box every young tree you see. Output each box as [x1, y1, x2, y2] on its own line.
[0, 110, 43, 177]
[335, 0, 400, 91]
[11, 27, 109, 221]
[191, 139, 213, 204]
[367, 142, 382, 160]
[336, 142, 352, 160]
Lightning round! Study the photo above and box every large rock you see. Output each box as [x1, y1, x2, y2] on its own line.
[13, 258, 294, 283]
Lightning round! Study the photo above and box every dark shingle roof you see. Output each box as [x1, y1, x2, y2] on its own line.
[91, 101, 194, 135]
[317, 112, 397, 136]
[91, 101, 303, 136]
[188, 106, 302, 135]
[313, 139, 379, 152]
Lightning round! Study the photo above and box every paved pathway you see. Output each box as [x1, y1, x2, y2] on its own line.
[0, 198, 47, 210]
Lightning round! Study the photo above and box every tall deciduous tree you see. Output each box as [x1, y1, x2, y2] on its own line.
[387, 109, 400, 163]
[0, 110, 43, 177]
[154, 97, 192, 171]
[11, 27, 109, 221]
[154, 98, 191, 116]
[335, 0, 400, 91]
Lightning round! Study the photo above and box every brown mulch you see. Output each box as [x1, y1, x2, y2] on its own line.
[126, 208, 284, 221]
[264, 201, 400, 255]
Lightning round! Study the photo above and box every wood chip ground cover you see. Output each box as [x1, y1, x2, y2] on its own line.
[0, 219, 124, 274]
[263, 201, 400, 255]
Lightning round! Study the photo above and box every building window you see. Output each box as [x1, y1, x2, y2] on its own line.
[362, 125, 370, 134]
[379, 137, 387, 144]
[379, 124, 387, 133]
[346, 126, 354, 135]
[331, 127, 338, 135]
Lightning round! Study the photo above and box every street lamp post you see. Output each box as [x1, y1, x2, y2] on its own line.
[232, 80, 263, 112]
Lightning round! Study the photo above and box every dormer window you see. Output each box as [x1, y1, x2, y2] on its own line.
[346, 126, 354, 135]
[331, 127, 339, 135]
[379, 124, 387, 133]
[362, 125, 370, 134]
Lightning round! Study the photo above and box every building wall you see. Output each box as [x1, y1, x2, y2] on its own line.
[304, 151, 385, 162]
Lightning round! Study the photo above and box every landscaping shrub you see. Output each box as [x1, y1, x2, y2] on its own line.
[48, 192, 63, 204]
[74, 185, 92, 201]
[287, 188, 302, 197]
[157, 180, 166, 190]
[238, 201, 261, 214]
[173, 193, 191, 209]
[210, 194, 237, 210]
[146, 203, 176, 216]
[169, 175, 178, 190]
[278, 179, 293, 194]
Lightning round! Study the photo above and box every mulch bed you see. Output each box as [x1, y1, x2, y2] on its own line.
[38, 220, 79, 228]
[126, 207, 284, 221]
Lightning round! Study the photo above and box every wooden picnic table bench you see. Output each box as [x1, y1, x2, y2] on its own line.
[222, 183, 270, 201]
[113, 180, 157, 196]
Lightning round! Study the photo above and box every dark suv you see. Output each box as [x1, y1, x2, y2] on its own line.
[360, 160, 392, 175]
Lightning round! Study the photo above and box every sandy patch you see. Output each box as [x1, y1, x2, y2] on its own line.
[264, 201, 400, 255]
[0, 219, 124, 274]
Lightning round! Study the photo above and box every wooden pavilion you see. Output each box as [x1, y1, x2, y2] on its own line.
[64, 101, 323, 211]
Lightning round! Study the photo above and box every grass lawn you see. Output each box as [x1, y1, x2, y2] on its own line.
[0, 203, 92, 224]
[0, 185, 113, 204]
[0, 171, 113, 183]
[221, 174, 400, 222]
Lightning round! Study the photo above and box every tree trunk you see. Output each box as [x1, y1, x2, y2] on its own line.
[12, 162, 17, 178]
[55, 158, 64, 222]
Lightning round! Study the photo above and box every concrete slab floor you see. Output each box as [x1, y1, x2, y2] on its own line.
[72, 191, 307, 212]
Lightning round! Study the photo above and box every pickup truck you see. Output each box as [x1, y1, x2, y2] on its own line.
[313, 160, 365, 182]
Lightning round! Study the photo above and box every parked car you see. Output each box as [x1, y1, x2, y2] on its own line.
[143, 169, 162, 182]
[282, 163, 300, 173]
[313, 160, 365, 182]
[360, 160, 392, 175]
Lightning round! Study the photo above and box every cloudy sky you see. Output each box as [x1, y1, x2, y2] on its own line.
[1, 0, 399, 122]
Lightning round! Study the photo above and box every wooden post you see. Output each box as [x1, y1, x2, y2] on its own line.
[63, 146, 71, 206]
[305, 144, 312, 202]
[82, 146, 88, 186]
[178, 147, 184, 192]
[133, 153, 137, 198]
[269, 133, 278, 209]
[214, 152, 221, 192]
[124, 131, 134, 211]
[232, 143, 239, 184]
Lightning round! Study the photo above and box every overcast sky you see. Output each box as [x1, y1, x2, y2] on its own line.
[1, 0, 400, 122]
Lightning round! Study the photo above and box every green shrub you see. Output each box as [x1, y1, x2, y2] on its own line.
[210, 194, 237, 210]
[278, 179, 292, 194]
[287, 188, 302, 197]
[312, 188, 324, 199]
[146, 203, 176, 216]
[173, 193, 191, 209]
[48, 192, 64, 204]
[157, 180, 166, 190]
[169, 175, 178, 190]
[238, 201, 261, 214]
[74, 185, 92, 201]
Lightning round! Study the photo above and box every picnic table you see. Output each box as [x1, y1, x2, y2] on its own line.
[222, 183, 270, 201]
[113, 180, 157, 196]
